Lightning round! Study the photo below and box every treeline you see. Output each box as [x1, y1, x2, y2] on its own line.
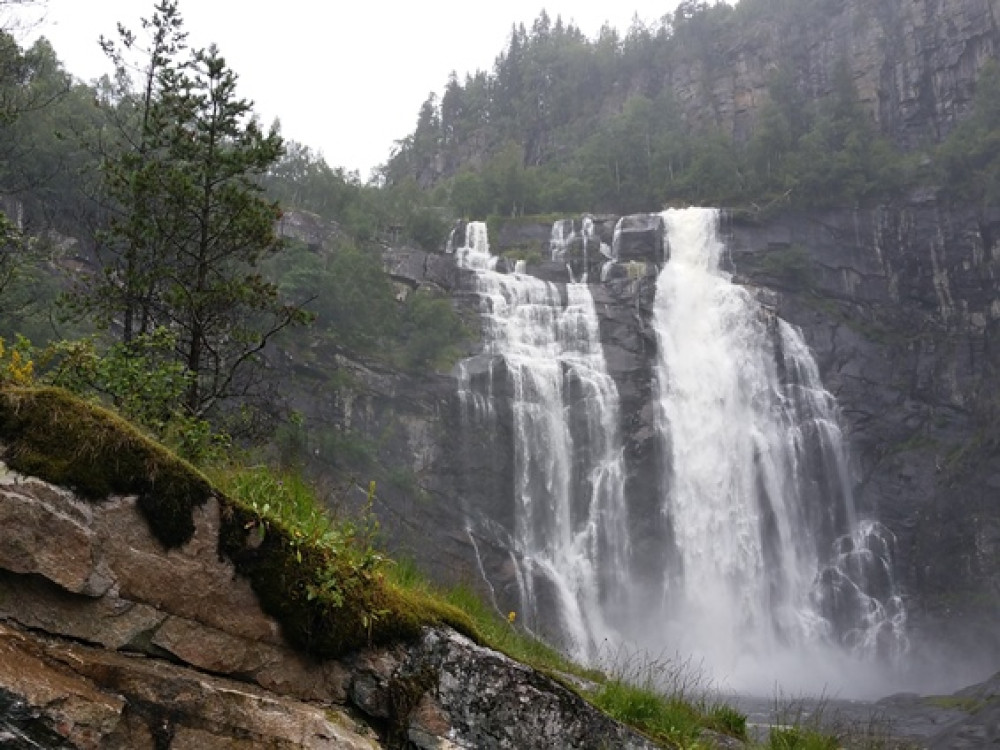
[0, 1, 463, 462]
[383, 0, 999, 216]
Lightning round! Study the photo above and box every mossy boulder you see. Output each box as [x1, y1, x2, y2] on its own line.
[0, 386, 476, 660]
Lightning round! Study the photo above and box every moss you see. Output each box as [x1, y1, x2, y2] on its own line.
[0, 387, 212, 548]
[216, 501, 478, 659]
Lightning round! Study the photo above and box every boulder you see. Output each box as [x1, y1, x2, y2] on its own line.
[613, 213, 667, 264]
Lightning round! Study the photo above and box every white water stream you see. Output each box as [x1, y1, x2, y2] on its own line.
[456, 211, 907, 695]
[644, 208, 907, 695]
[456, 223, 629, 660]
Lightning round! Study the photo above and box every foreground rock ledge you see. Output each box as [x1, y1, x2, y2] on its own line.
[0, 466, 659, 749]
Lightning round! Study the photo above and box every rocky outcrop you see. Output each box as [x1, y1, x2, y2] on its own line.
[0, 463, 663, 749]
[660, 0, 1000, 149]
[277, 209, 347, 252]
[925, 669, 1000, 748]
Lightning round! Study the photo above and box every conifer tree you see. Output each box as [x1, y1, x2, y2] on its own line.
[79, 1, 309, 419]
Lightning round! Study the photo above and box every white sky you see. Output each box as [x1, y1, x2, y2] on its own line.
[16, 0, 687, 180]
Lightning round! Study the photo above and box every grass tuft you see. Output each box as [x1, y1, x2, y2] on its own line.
[210, 466, 478, 658]
[587, 646, 748, 748]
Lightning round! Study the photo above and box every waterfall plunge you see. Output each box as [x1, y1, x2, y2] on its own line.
[643, 208, 906, 696]
[456, 212, 907, 697]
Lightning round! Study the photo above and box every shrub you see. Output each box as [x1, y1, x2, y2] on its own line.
[0, 336, 34, 386]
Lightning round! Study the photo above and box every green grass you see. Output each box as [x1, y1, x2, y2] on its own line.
[385, 559, 589, 679]
[764, 695, 918, 750]
[766, 726, 840, 749]
[584, 646, 749, 748]
[592, 679, 707, 746]
[924, 695, 986, 713]
[207, 464, 478, 657]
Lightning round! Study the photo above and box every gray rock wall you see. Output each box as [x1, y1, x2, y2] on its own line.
[724, 203, 1000, 657]
[663, 0, 1000, 148]
[348, 201, 1000, 675]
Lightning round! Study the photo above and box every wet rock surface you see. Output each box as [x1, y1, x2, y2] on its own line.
[0, 466, 665, 749]
[723, 204, 1000, 662]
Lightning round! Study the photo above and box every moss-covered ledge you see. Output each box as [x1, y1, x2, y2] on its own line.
[0, 386, 212, 548]
[0, 386, 475, 659]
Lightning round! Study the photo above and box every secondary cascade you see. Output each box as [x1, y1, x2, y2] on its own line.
[455, 222, 630, 661]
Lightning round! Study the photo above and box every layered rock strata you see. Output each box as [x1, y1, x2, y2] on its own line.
[0, 465, 659, 749]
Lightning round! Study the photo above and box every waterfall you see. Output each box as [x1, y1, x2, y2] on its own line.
[456, 222, 630, 660]
[549, 215, 612, 282]
[645, 207, 906, 695]
[456, 211, 907, 696]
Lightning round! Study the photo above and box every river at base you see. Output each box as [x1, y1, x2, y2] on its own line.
[729, 691, 969, 747]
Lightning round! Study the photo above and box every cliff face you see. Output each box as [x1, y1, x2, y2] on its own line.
[662, 0, 1000, 148]
[413, 0, 1000, 188]
[727, 202, 1000, 651]
[0, 463, 661, 749]
[306, 198, 999, 680]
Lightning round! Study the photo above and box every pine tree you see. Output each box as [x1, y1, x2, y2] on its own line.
[79, 2, 309, 420]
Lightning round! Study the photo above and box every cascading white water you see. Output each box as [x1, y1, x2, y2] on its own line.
[456, 211, 907, 696]
[645, 208, 907, 695]
[549, 215, 612, 282]
[456, 222, 630, 661]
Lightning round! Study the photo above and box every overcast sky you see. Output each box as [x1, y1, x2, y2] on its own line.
[16, 0, 687, 179]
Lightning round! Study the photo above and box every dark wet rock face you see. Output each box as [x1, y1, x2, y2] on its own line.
[723, 205, 1000, 663]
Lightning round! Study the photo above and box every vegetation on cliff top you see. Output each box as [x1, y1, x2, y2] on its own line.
[381, 0, 992, 219]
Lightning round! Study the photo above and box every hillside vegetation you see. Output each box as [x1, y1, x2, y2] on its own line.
[384, 0, 997, 217]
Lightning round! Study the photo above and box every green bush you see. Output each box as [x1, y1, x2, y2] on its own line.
[36, 329, 227, 465]
[398, 290, 468, 371]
